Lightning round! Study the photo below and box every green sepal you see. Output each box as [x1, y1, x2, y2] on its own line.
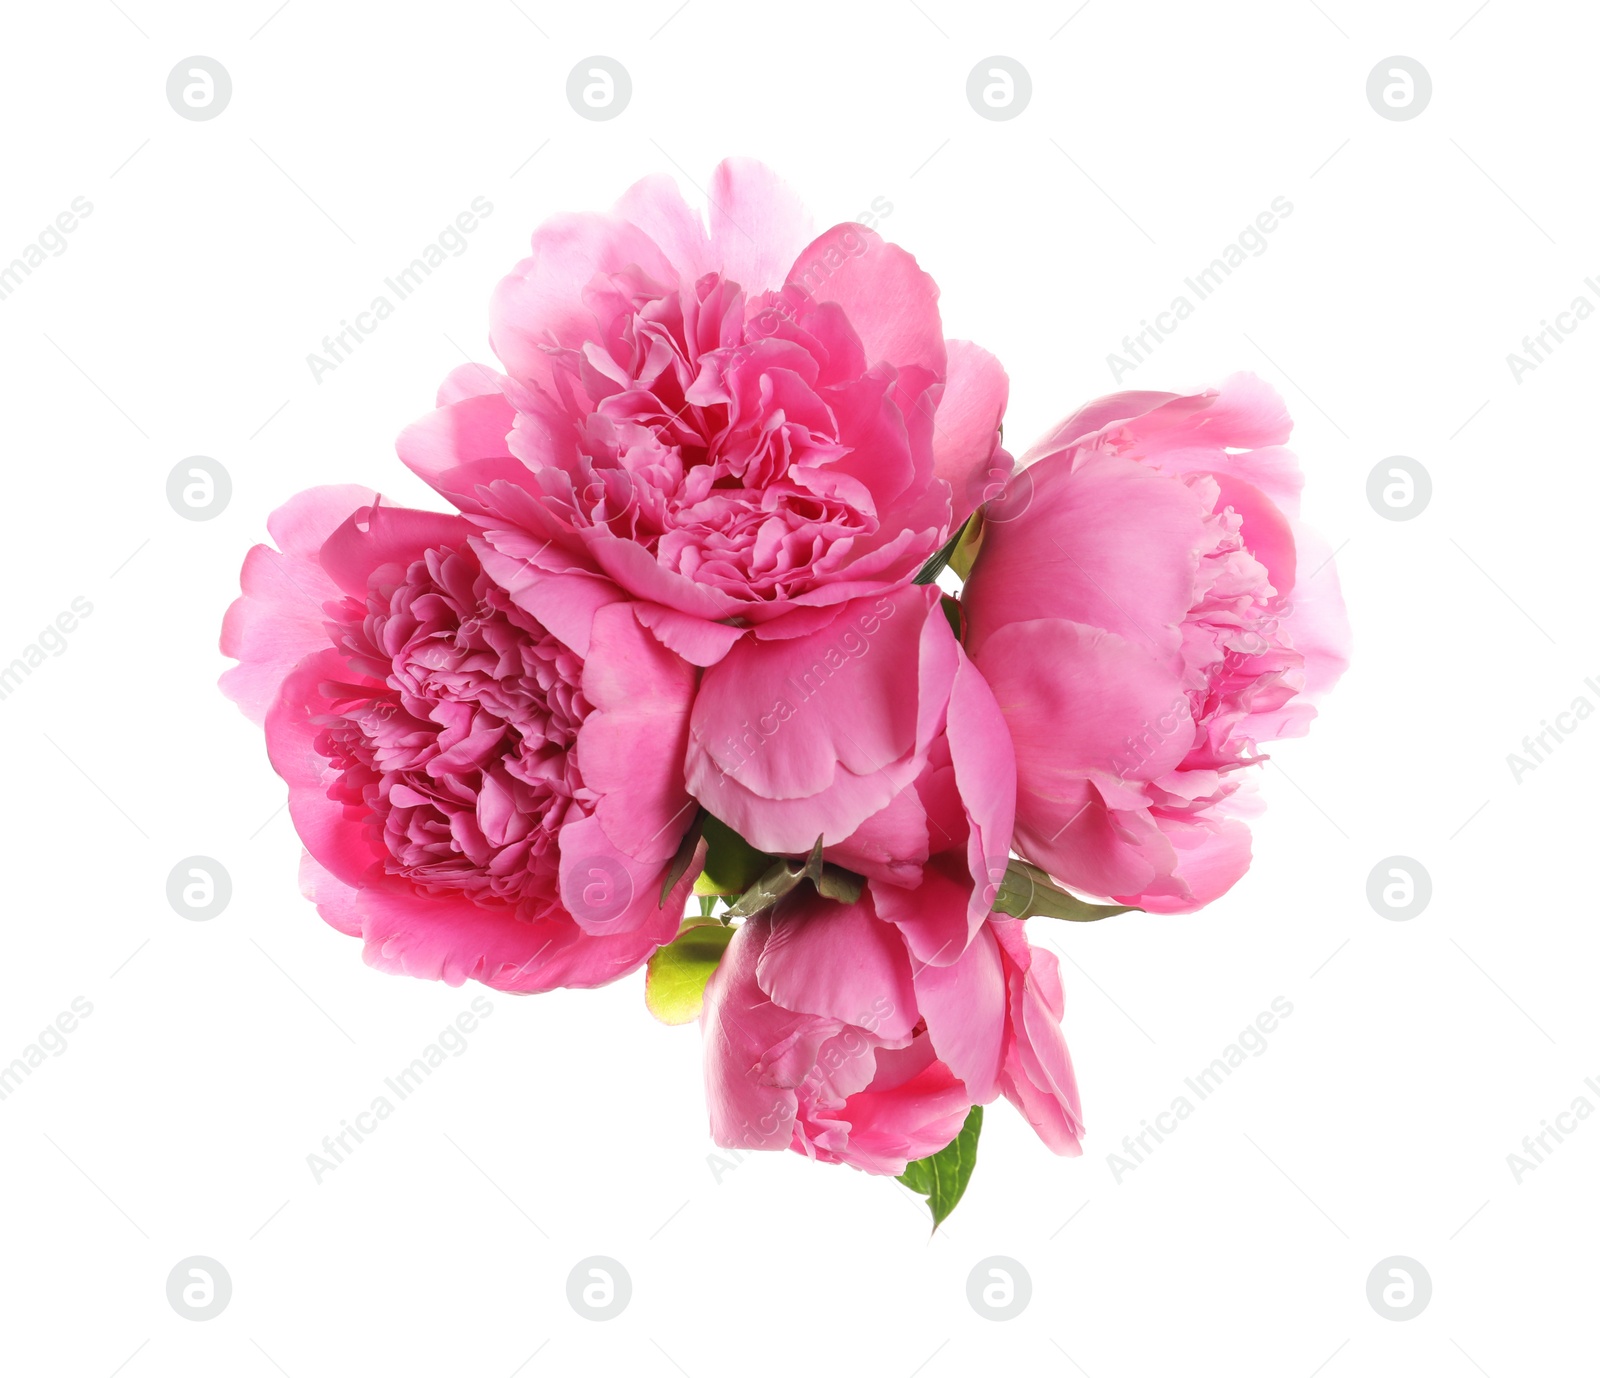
[725, 837, 864, 920]
[992, 858, 1137, 922]
[948, 505, 987, 580]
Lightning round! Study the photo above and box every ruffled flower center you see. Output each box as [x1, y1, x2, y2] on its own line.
[1163, 474, 1304, 806]
[316, 542, 590, 913]
[525, 268, 891, 604]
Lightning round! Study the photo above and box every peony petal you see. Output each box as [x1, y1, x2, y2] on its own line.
[947, 645, 1017, 929]
[614, 173, 713, 285]
[489, 212, 677, 392]
[298, 850, 362, 937]
[755, 888, 919, 1043]
[963, 451, 1212, 666]
[555, 810, 696, 936]
[707, 158, 815, 295]
[783, 223, 945, 378]
[574, 602, 700, 862]
[911, 923, 1006, 1101]
[977, 618, 1193, 788]
[318, 500, 474, 597]
[870, 851, 978, 969]
[701, 916, 823, 1152]
[472, 528, 623, 658]
[933, 340, 1011, 525]
[992, 920, 1084, 1154]
[1275, 524, 1350, 707]
[263, 649, 388, 888]
[684, 587, 938, 853]
[1021, 391, 1180, 463]
[629, 602, 747, 667]
[823, 782, 930, 887]
[219, 485, 374, 723]
[1119, 816, 1253, 914]
[435, 359, 513, 407]
[395, 390, 523, 517]
[359, 870, 685, 994]
[830, 1057, 971, 1175]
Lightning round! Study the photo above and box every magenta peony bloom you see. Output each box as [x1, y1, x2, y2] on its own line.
[220, 488, 702, 991]
[963, 375, 1350, 913]
[395, 158, 1009, 671]
[699, 887, 1080, 1174]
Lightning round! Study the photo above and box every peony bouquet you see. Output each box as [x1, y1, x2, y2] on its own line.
[222, 161, 1347, 1225]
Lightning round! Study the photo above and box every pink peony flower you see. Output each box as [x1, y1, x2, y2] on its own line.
[700, 887, 1080, 1173]
[220, 487, 703, 991]
[394, 158, 1010, 672]
[962, 375, 1350, 913]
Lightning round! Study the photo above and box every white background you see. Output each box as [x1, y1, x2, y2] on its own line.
[0, 0, 1593, 1373]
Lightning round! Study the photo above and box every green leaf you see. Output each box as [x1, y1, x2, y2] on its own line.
[644, 918, 735, 1025]
[913, 513, 976, 586]
[992, 858, 1138, 922]
[694, 815, 773, 896]
[659, 808, 708, 907]
[899, 1105, 983, 1230]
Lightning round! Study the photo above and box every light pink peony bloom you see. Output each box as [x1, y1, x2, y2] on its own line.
[220, 487, 702, 991]
[963, 375, 1350, 913]
[395, 158, 1009, 672]
[700, 888, 1080, 1173]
